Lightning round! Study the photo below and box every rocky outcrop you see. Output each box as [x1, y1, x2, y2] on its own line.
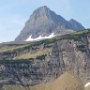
[0, 31, 90, 87]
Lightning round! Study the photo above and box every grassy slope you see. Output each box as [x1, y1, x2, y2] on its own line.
[14, 48, 51, 59]
[0, 29, 90, 60]
[3, 72, 84, 90]
[0, 44, 31, 53]
[85, 85, 90, 90]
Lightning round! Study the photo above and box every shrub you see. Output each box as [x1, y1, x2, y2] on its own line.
[36, 54, 47, 60]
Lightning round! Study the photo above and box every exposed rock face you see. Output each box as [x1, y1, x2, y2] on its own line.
[0, 32, 90, 87]
[0, 85, 3, 90]
[15, 6, 85, 41]
[69, 19, 85, 31]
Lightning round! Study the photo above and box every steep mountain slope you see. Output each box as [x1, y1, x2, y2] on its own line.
[50, 72, 84, 90]
[15, 6, 85, 41]
[0, 29, 90, 89]
[3, 72, 84, 90]
[69, 19, 85, 31]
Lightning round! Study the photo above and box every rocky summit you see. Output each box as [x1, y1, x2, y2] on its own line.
[15, 6, 85, 41]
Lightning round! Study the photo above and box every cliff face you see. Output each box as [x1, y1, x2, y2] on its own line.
[0, 30, 90, 88]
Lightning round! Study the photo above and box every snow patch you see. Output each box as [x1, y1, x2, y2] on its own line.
[26, 33, 55, 41]
[85, 82, 90, 87]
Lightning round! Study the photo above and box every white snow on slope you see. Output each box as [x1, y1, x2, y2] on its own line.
[85, 82, 90, 87]
[26, 33, 55, 41]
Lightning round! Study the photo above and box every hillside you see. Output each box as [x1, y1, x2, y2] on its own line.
[0, 29, 90, 90]
[0, 29, 90, 60]
[3, 72, 84, 90]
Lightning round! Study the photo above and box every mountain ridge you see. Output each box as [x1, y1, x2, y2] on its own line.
[15, 6, 85, 41]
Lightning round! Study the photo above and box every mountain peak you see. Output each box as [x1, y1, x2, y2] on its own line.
[32, 6, 55, 18]
[31, 6, 66, 24]
[69, 19, 85, 31]
[39, 6, 49, 10]
[15, 6, 85, 41]
[36, 6, 50, 12]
